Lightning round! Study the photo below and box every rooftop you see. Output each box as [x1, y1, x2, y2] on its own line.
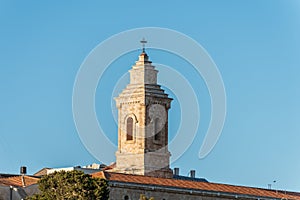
[0, 175, 39, 187]
[92, 171, 300, 200]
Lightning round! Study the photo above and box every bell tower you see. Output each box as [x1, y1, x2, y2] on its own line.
[114, 40, 173, 178]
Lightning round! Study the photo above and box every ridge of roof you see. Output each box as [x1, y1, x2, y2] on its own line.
[102, 162, 116, 171]
[33, 167, 52, 176]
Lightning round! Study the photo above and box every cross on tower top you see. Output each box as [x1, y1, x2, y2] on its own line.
[140, 38, 147, 52]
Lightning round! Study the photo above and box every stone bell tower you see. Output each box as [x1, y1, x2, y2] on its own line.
[114, 40, 173, 178]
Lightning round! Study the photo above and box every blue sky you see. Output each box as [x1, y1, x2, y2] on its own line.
[0, 0, 300, 192]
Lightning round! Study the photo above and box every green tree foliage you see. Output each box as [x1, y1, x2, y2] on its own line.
[27, 170, 109, 200]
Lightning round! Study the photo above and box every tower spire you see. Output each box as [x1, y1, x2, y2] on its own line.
[140, 38, 147, 53]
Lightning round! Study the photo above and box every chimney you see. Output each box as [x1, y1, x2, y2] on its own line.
[190, 170, 196, 178]
[174, 168, 179, 175]
[20, 166, 27, 175]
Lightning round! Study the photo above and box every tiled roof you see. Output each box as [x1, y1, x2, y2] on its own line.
[0, 175, 39, 187]
[33, 167, 52, 176]
[92, 171, 300, 199]
[102, 162, 116, 171]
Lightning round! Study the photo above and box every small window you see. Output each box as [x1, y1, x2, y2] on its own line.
[126, 117, 133, 140]
[154, 118, 160, 141]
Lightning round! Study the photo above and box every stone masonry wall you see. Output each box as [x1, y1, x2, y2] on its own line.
[109, 185, 237, 200]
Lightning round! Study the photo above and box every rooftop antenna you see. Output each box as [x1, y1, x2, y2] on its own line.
[268, 184, 272, 189]
[273, 180, 277, 193]
[267, 180, 277, 190]
[140, 38, 147, 53]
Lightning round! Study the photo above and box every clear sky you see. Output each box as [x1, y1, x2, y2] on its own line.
[0, 0, 300, 192]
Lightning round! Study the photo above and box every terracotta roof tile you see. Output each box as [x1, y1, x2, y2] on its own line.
[0, 175, 39, 187]
[102, 162, 116, 171]
[33, 168, 52, 176]
[92, 171, 300, 199]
